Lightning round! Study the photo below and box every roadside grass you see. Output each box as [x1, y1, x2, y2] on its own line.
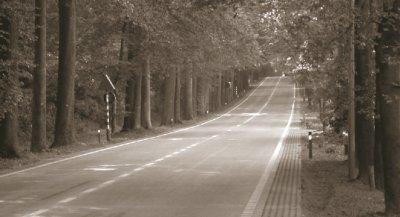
[300, 107, 385, 217]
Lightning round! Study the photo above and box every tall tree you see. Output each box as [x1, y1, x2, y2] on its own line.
[122, 79, 135, 131]
[141, 53, 152, 129]
[133, 72, 142, 130]
[183, 61, 193, 120]
[174, 68, 182, 124]
[354, 0, 375, 187]
[0, 2, 19, 158]
[377, 0, 400, 214]
[52, 0, 76, 147]
[161, 70, 176, 125]
[216, 72, 222, 109]
[31, 0, 47, 152]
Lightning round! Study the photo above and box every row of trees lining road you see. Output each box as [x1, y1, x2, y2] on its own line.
[258, 0, 400, 214]
[2, 0, 399, 214]
[0, 0, 276, 157]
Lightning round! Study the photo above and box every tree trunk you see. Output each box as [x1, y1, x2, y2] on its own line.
[183, 62, 193, 120]
[161, 71, 176, 126]
[221, 73, 226, 105]
[377, 0, 400, 214]
[348, 0, 359, 180]
[0, 3, 19, 158]
[217, 72, 222, 109]
[374, 38, 385, 191]
[174, 69, 182, 124]
[119, 21, 127, 61]
[133, 72, 142, 130]
[375, 61, 384, 190]
[192, 74, 198, 117]
[197, 77, 208, 116]
[31, 0, 47, 152]
[141, 54, 152, 129]
[354, 0, 375, 186]
[122, 79, 135, 131]
[53, 0, 76, 147]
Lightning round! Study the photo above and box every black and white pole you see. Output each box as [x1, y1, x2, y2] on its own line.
[106, 93, 111, 142]
[308, 131, 313, 159]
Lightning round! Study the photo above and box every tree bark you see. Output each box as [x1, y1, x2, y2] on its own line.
[133, 72, 142, 130]
[53, 0, 76, 147]
[221, 73, 226, 105]
[354, 0, 375, 186]
[141, 54, 152, 129]
[122, 79, 135, 131]
[192, 74, 198, 117]
[174, 68, 182, 123]
[183, 62, 193, 120]
[161, 71, 176, 126]
[0, 3, 19, 158]
[377, 0, 400, 214]
[348, 0, 359, 180]
[217, 72, 222, 109]
[374, 38, 384, 191]
[119, 21, 127, 61]
[31, 0, 47, 152]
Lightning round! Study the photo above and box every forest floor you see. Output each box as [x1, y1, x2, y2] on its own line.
[300, 109, 386, 217]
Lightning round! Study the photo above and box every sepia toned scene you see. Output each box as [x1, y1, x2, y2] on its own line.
[0, 0, 399, 216]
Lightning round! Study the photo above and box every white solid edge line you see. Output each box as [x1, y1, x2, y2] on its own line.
[0, 77, 275, 179]
[240, 83, 296, 217]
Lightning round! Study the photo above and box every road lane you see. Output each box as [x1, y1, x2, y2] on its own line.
[0, 77, 297, 217]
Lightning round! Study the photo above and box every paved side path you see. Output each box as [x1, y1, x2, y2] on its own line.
[261, 133, 302, 217]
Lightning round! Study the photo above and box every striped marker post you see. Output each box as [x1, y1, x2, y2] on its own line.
[106, 93, 111, 141]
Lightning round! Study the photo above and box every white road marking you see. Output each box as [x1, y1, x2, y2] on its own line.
[5, 200, 24, 204]
[144, 163, 155, 167]
[0, 78, 271, 179]
[83, 167, 116, 172]
[241, 83, 295, 217]
[82, 188, 97, 194]
[101, 180, 116, 186]
[23, 209, 49, 217]
[242, 77, 282, 125]
[58, 197, 77, 204]
[168, 138, 183, 141]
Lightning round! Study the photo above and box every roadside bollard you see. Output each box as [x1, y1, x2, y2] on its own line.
[98, 129, 101, 144]
[342, 131, 349, 156]
[308, 131, 313, 159]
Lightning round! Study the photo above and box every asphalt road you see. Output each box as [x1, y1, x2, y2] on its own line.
[0, 76, 297, 217]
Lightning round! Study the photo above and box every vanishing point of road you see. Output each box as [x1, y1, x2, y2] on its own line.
[0, 77, 302, 217]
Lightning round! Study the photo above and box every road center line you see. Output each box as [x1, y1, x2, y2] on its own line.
[23, 131, 222, 217]
[242, 77, 282, 125]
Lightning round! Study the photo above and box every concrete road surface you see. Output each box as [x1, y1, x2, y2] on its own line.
[0, 77, 300, 217]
